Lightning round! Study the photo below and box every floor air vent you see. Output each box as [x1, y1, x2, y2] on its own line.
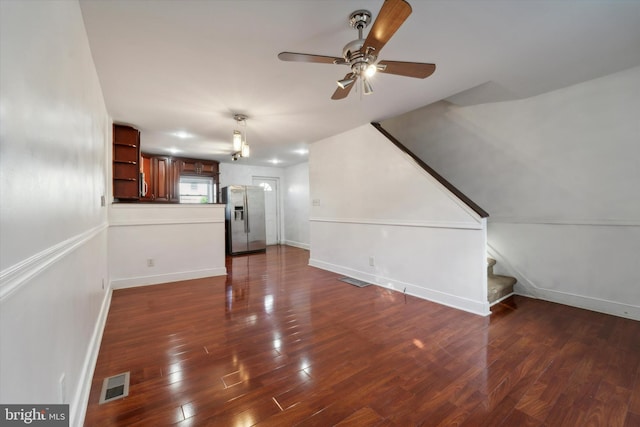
[99, 372, 130, 404]
[339, 277, 371, 288]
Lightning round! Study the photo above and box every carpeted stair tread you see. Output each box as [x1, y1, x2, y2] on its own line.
[488, 274, 516, 302]
[487, 258, 517, 304]
[487, 258, 497, 276]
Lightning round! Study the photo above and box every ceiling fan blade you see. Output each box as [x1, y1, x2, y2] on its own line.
[377, 61, 436, 79]
[363, 0, 412, 55]
[331, 74, 356, 100]
[278, 52, 344, 65]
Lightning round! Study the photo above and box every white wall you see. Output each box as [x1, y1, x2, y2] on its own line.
[309, 124, 489, 315]
[283, 162, 310, 249]
[382, 66, 640, 320]
[219, 162, 285, 188]
[0, 1, 110, 425]
[108, 204, 226, 288]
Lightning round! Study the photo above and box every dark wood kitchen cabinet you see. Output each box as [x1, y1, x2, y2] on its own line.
[112, 124, 140, 201]
[140, 154, 179, 202]
[154, 156, 180, 202]
[179, 158, 219, 177]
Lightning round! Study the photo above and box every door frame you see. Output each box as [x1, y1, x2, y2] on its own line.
[252, 176, 281, 245]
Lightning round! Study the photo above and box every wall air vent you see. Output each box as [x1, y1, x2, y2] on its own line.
[339, 277, 371, 288]
[99, 371, 130, 404]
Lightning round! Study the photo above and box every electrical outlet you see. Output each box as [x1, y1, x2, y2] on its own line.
[369, 256, 375, 267]
[147, 258, 155, 267]
[100, 195, 106, 207]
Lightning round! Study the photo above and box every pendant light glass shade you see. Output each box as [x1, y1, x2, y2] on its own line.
[233, 130, 243, 151]
[241, 143, 250, 158]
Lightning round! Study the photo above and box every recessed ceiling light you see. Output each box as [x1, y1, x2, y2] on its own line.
[269, 159, 281, 165]
[168, 148, 181, 154]
[172, 131, 193, 139]
[294, 148, 308, 155]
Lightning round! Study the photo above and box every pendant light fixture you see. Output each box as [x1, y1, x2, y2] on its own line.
[232, 130, 242, 152]
[231, 114, 250, 161]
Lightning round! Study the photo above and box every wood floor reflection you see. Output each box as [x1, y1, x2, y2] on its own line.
[84, 245, 640, 426]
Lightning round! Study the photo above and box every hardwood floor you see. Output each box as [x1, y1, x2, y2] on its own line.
[84, 245, 640, 426]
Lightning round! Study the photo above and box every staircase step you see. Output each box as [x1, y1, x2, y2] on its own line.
[488, 274, 516, 304]
[487, 257, 516, 303]
[487, 258, 497, 275]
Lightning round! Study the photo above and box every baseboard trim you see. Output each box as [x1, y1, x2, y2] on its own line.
[516, 288, 640, 321]
[309, 258, 490, 316]
[284, 240, 310, 250]
[489, 292, 515, 307]
[72, 282, 113, 427]
[111, 267, 227, 289]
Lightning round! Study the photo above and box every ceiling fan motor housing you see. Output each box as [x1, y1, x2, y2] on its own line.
[343, 40, 377, 78]
[342, 39, 364, 61]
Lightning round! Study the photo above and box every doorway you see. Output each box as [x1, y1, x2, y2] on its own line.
[252, 176, 280, 245]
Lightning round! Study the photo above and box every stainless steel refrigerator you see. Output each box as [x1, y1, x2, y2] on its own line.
[221, 185, 267, 255]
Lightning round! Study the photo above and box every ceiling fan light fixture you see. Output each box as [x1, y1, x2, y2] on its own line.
[363, 78, 373, 95]
[364, 63, 377, 78]
[337, 77, 355, 89]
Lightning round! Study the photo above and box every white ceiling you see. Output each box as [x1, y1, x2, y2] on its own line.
[80, 0, 640, 167]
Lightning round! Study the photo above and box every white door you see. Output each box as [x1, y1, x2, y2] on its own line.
[252, 177, 279, 245]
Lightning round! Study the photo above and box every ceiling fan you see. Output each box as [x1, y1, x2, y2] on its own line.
[278, 0, 436, 100]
